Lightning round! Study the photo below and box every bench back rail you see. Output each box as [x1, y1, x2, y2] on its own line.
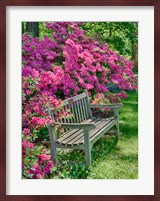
[49, 91, 92, 125]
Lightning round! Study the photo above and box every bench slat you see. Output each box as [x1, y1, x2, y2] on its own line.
[56, 117, 115, 145]
[69, 103, 74, 123]
[60, 118, 99, 145]
[57, 118, 93, 143]
[75, 117, 115, 144]
[67, 118, 102, 145]
[83, 97, 89, 119]
[76, 100, 81, 122]
[91, 120, 116, 144]
[85, 90, 92, 118]
[87, 117, 115, 141]
[73, 101, 78, 123]
[83, 98, 89, 121]
[79, 99, 84, 122]
[81, 98, 86, 120]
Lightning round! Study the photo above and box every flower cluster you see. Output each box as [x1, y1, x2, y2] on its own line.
[22, 22, 137, 99]
[29, 151, 55, 179]
[22, 140, 55, 179]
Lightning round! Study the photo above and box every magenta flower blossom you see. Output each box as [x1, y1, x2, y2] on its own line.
[23, 128, 30, 135]
[36, 173, 42, 179]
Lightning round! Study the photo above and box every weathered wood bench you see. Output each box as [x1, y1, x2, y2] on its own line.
[48, 90, 123, 168]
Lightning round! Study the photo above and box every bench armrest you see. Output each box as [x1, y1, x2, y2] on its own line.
[89, 103, 123, 109]
[53, 122, 96, 129]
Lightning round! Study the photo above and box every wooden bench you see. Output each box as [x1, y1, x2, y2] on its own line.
[48, 90, 123, 168]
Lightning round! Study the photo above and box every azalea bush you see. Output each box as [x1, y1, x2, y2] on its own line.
[22, 22, 138, 179]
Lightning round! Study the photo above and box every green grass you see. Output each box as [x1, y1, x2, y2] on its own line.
[88, 91, 138, 179]
[55, 91, 138, 179]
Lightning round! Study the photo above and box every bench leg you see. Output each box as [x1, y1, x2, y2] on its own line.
[51, 144, 57, 163]
[114, 108, 119, 139]
[84, 145, 91, 168]
[48, 126, 57, 163]
[115, 121, 119, 139]
[84, 129, 91, 168]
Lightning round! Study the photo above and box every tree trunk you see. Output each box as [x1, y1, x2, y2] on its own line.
[26, 22, 39, 38]
[108, 23, 112, 38]
[132, 22, 138, 72]
[132, 43, 138, 71]
[22, 22, 25, 34]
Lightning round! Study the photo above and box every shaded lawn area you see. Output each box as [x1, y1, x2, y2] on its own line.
[55, 91, 138, 179]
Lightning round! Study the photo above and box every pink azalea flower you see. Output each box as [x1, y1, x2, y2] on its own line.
[23, 128, 30, 135]
[36, 174, 42, 179]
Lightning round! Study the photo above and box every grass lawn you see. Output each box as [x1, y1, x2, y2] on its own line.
[88, 91, 138, 179]
[55, 91, 138, 179]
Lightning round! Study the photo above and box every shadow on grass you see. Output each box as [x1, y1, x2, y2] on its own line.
[120, 123, 138, 138]
[91, 136, 118, 162]
[114, 152, 138, 161]
[119, 92, 138, 138]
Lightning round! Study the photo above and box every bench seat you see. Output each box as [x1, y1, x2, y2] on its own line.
[56, 117, 116, 146]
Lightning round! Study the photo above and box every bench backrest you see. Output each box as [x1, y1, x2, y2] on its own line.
[48, 90, 92, 123]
